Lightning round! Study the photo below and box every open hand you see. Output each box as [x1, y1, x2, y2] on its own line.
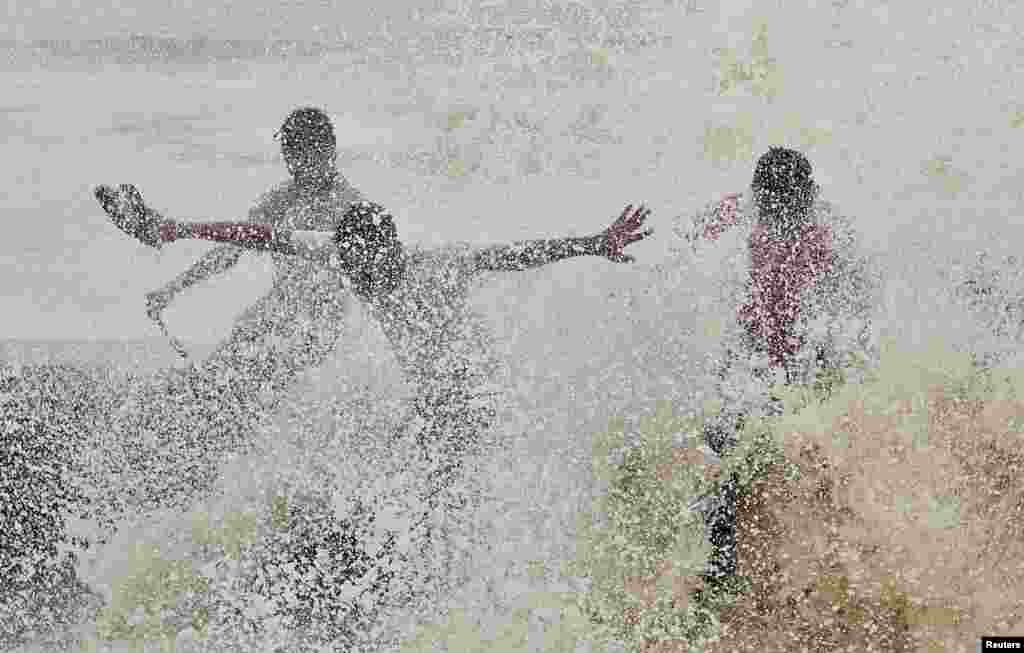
[95, 183, 166, 249]
[596, 204, 654, 263]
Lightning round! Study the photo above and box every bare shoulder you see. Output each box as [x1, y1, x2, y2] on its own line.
[412, 242, 481, 280]
[248, 180, 294, 223]
[328, 180, 366, 227]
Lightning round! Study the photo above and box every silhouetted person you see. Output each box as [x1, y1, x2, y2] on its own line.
[96, 180, 652, 635]
[682, 147, 881, 586]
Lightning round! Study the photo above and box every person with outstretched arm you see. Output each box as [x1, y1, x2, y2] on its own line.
[144, 106, 361, 393]
[81, 108, 370, 527]
[950, 250, 1024, 368]
[679, 147, 882, 589]
[95, 181, 652, 571]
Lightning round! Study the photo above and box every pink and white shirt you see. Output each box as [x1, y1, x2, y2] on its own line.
[682, 190, 881, 389]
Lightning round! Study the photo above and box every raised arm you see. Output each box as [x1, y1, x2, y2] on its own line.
[472, 204, 653, 273]
[678, 193, 746, 251]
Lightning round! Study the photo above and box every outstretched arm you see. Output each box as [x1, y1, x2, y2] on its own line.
[156, 197, 283, 299]
[97, 184, 348, 267]
[169, 204, 652, 273]
[472, 204, 653, 273]
[162, 222, 340, 264]
[146, 245, 243, 308]
[678, 193, 745, 251]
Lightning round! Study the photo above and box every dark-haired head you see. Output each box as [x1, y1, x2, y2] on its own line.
[275, 107, 338, 188]
[334, 201, 405, 299]
[751, 146, 818, 235]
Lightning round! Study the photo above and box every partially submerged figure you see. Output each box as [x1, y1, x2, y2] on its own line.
[146, 106, 360, 377]
[97, 181, 650, 512]
[680, 146, 883, 585]
[88, 107, 365, 522]
[95, 180, 652, 637]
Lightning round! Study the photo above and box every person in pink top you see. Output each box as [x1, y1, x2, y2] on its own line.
[683, 147, 881, 588]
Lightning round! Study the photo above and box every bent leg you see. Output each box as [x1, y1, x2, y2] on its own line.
[105, 364, 267, 516]
[699, 343, 753, 585]
[413, 374, 499, 510]
[399, 367, 500, 597]
[703, 344, 747, 455]
[699, 337, 791, 587]
[203, 290, 297, 415]
[702, 476, 739, 579]
[104, 293, 298, 516]
[207, 283, 352, 415]
[112, 281, 353, 516]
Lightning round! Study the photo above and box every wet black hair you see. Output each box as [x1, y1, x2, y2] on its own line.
[275, 106, 336, 158]
[335, 201, 405, 298]
[751, 146, 817, 230]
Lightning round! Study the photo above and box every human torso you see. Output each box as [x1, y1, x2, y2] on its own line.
[230, 176, 364, 368]
[366, 244, 501, 395]
[693, 192, 840, 370]
[738, 214, 837, 369]
[261, 176, 363, 297]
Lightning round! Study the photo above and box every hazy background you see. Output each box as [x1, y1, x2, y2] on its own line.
[4, 0, 1022, 347]
[3, 0, 1024, 649]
